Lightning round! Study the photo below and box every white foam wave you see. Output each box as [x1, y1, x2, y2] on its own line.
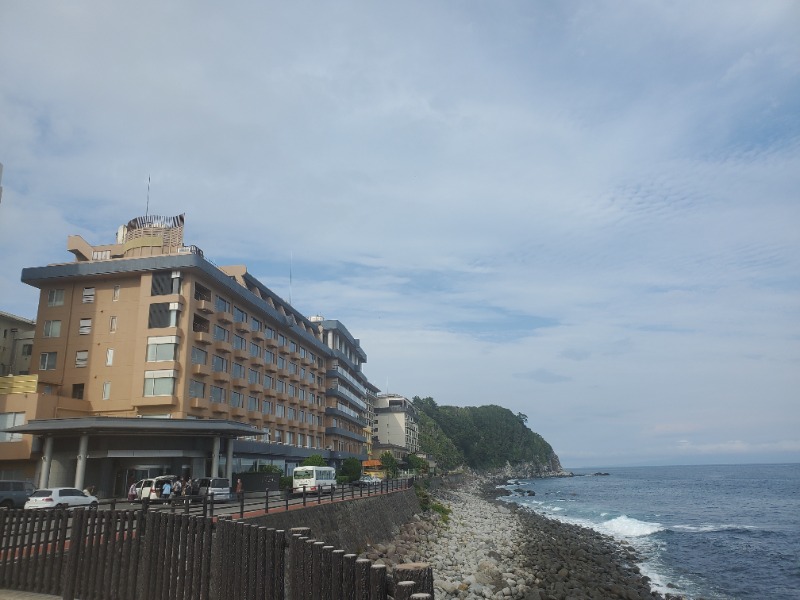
[597, 515, 664, 538]
[672, 523, 757, 533]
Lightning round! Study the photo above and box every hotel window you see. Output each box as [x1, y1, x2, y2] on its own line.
[248, 368, 260, 385]
[189, 379, 206, 398]
[278, 334, 286, 347]
[43, 320, 61, 338]
[213, 324, 230, 342]
[265, 327, 275, 339]
[151, 270, 181, 296]
[106, 349, 114, 366]
[82, 287, 95, 303]
[47, 289, 64, 307]
[109, 316, 117, 332]
[79, 318, 92, 334]
[146, 336, 178, 362]
[39, 352, 57, 370]
[0, 412, 24, 442]
[298, 433, 305, 448]
[112, 285, 120, 301]
[212, 355, 229, 372]
[231, 391, 244, 408]
[75, 350, 89, 368]
[288, 384, 296, 397]
[233, 306, 247, 325]
[250, 317, 262, 333]
[215, 295, 231, 314]
[22, 344, 32, 357]
[277, 356, 285, 369]
[285, 432, 294, 445]
[102, 381, 111, 400]
[276, 404, 285, 417]
[264, 375, 273, 389]
[276, 379, 285, 393]
[287, 407, 295, 421]
[249, 342, 260, 358]
[248, 396, 259, 411]
[299, 410, 305, 423]
[191, 346, 208, 365]
[262, 400, 272, 415]
[265, 350, 274, 364]
[148, 302, 181, 328]
[288, 362, 297, 375]
[232, 362, 245, 379]
[233, 335, 247, 350]
[143, 370, 176, 396]
[72, 384, 85, 400]
[193, 315, 210, 333]
[298, 389, 305, 401]
[210, 385, 225, 404]
[289, 341, 297, 353]
[273, 429, 282, 443]
[194, 283, 211, 302]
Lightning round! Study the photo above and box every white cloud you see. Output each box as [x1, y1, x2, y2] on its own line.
[1, 1, 798, 467]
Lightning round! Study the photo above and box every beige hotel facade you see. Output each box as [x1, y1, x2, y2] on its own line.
[3, 214, 373, 497]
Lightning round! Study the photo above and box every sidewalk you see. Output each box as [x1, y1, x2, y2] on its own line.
[0, 591, 60, 600]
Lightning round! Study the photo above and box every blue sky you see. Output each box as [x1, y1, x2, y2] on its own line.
[1, 1, 798, 468]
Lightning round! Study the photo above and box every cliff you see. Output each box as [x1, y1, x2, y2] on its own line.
[413, 397, 563, 475]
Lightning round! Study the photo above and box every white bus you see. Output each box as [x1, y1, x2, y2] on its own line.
[292, 466, 336, 494]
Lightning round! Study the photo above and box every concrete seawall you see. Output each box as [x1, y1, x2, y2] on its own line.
[244, 488, 421, 553]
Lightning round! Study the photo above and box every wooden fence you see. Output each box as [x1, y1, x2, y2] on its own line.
[0, 508, 433, 600]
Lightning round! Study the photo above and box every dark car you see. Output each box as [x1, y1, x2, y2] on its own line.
[0, 480, 36, 508]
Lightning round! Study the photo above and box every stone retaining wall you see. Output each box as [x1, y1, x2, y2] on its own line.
[244, 488, 421, 553]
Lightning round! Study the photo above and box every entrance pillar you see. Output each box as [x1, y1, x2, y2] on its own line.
[211, 436, 220, 478]
[225, 438, 234, 482]
[74, 434, 89, 489]
[39, 436, 54, 488]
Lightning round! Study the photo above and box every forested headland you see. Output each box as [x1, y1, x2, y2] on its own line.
[413, 396, 563, 476]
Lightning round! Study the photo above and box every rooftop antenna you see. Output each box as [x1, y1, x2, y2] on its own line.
[289, 251, 293, 305]
[145, 175, 151, 217]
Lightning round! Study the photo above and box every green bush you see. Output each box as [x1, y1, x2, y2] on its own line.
[279, 476, 293, 490]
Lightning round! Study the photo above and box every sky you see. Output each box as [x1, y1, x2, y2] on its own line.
[1, 1, 798, 468]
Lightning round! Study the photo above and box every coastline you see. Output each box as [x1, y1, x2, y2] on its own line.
[361, 475, 669, 600]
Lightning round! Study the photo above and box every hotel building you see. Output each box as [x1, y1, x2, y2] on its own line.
[2, 214, 372, 496]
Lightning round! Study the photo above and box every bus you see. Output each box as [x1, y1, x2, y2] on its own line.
[292, 466, 336, 495]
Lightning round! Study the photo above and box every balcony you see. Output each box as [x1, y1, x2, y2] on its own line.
[192, 363, 211, 377]
[265, 337, 278, 348]
[248, 382, 263, 393]
[232, 378, 248, 389]
[214, 340, 232, 354]
[194, 332, 213, 345]
[251, 330, 266, 342]
[233, 348, 249, 361]
[190, 397, 209, 411]
[212, 371, 230, 383]
[264, 361, 278, 373]
[132, 395, 178, 408]
[216, 310, 234, 324]
[249, 355, 266, 367]
[247, 411, 262, 423]
[196, 300, 214, 314]
[231, 406, 247, 418]
[234, 320, 249, 334]
[210, 402, 229, 415]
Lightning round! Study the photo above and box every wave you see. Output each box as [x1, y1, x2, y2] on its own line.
[671, 523, 758, 534]
[597, 515, 665, 538]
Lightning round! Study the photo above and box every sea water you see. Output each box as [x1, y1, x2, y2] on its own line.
[499, 464, 800, 599]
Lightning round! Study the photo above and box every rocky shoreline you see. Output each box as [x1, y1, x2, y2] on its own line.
[360, 476, 671, 600]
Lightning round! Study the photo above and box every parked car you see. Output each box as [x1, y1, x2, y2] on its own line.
[354, 475, 381, 487]
[134, 475, 178, 502]
[196, 477, 230, 502]
[0, 480, 37, 508]
[24, 487, 98, 510]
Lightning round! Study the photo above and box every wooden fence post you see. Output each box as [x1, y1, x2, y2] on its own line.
[369, 564, 388, 600]
[272, 529, 285, 600]
[62, 508, 87, 600]
[394, 581, 417, 600]
[342, 554, 357, 600]
[354, 558, 371, 600]
[320, 545, 334, 600]
[330, 549, 344, 600]
[393, 564, 433, 597]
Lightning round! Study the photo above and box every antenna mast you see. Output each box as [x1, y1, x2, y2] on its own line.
[146, 176, 151, 217]
[289, 251, 293, 305]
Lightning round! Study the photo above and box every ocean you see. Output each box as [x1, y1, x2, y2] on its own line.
[498, 463, 799, 600]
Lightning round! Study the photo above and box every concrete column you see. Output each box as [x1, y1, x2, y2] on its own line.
[74, 434, 89, 489]
[211, 436, 220, 477]
[225, 438, 234, 482]
[39, 436, 54, 488]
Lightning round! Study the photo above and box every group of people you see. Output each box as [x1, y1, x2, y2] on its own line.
[126, 476, 199, 502]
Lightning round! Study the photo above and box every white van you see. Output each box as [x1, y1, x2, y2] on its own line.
[292, 466, 336, 495]
[196, 477, 230, 502]
[134, 475, 177, 502]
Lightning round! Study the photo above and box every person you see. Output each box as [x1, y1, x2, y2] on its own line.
[173, 478, 182, 497]
[161, 479, 172, 499]
[235, 478, 243, 496]
[128, 482, 137, 502]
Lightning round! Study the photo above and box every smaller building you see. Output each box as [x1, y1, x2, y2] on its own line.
[0, 311, 36, 376]
[373, 393, 419, 456]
